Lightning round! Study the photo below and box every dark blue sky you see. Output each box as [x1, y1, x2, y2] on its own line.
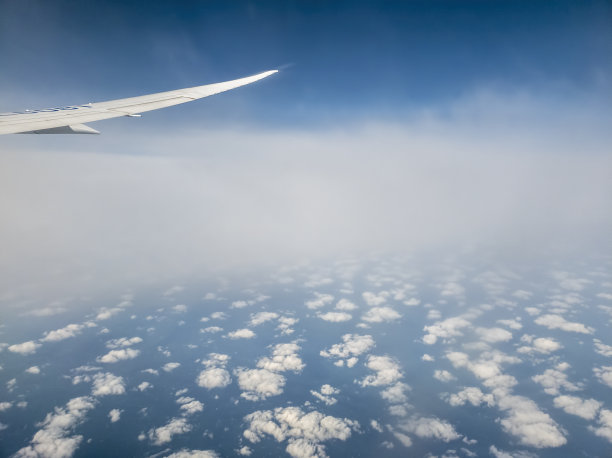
[1, 0, 611, 125]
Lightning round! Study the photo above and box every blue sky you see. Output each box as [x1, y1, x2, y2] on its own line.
[1, 0, 611, 125]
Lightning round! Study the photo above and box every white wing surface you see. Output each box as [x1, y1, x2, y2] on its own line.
[0, 70, 277, 135]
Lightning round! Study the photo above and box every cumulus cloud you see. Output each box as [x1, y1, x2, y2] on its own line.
[381, 382, 410, 404]
[163, 362, 181, 372]
[243, 406, 359, 458]
[95, 307, 124, 321]
[362, 291, 388, 306]
[108, 409, 122, 423]
[25, 366, 41, 374]
[177, 396, 204, 415]
[476, 327, 513, 343]
[534, 314, 593, 334]
[320, 334, 375, 366]
[200, 326, 223, 334]
[41, 322, 97, 342]
[148, 417, 192, 445]
[97, 348, 140, 363]
[422, 316, 471, 345]
[433, 370, 456, 382]
[165, 450, 219, 458]
[362, 307, 401, 323]
[197, 353, 232, 389]
[105, 336, 142, 348]
[489, 445, 537, 458]
[14, 396, 96, 458]
[137, 381, 152, 391]
[359, 355, 403, 387]
[228, 329, 256, 339]
[553, 395, 602, 420]
[257, 343, 305, 373]
[335, 299, 357, 311]
[92, 373, 126, 396]
[594, 339, 612, 357]
[317, 311, 352, 322]
[235, 368, 286, 401]
[532, 363, 580, 395]
[496, 319, 522, 330]
[305, 293, 334, 310]
[398, 416, 461, 442]
[249, 312, 279, 326]
[8, 340, 41, 355]
[593, 366, 612, 388]
[590, 409, 612, 443]
[311, 384, 340, 406]
[277, 316, 299, 335]
[517, 336, 562, 354]
[447, 387, 494, 407]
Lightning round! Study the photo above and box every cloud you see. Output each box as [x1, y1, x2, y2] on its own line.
[165, 450, 219, 458]
[14, 396, 96, 458]
[257, 343, 304, 373]
[310, 384, 340, 406]
[593, 366, 612, 388]
[532, 363, 580, 395]
[95, 307, 124, 321]
[359, 355, 403, 387]
[553, 395, 602, 420]
[200, 326, 223, 334]
[172, 304, 188, 313]
[475, 327, 513, 343]
[496, 319, 522, 330]
[25, 366, 41, 374]
[108, 409, 122, 423]
[23, 306, 67, 317]
[137, 381, 152, 391]
[398, 416, 461, 442]
[197, 354, 231, 390]
[97, 348, 140, 363]
[0, 402, 12, 411]
[517, 336, 562, 354]
[8, 340, 41, 355]
[277, 316, 298, 335]
[163, 362, 181, 372]
[249, 312, 279, 326]
[231, 300, 249, 309]
[594, 339, 612, 357]
[362, 292, 388, 306]
[447, 387, 494, 407]
[105, 336, 143, 348]
[92, 373, 126, 396]
[489, 445, 537, 458]
[40, 322, 96, 342]
[243, 406, 359, 458]
[423, 317, 471, 345]
[177, 396, 204, 415]
[590, 409, 612, 443]
[317, 311, 352, 322]
[361, 307, 401, 323]
[534, 314, 593, 334]
[148, 417, 192, 445]
[320, 334, 375, 366]
[305, 293, 334, 310]
[421, 354, 434, 362]
[228, 329, 256, 339]
[433, 370, 456, 382]
[381, 382, 410, 404]
[234, 368, 286, 401]
[335, 299, 357, 311]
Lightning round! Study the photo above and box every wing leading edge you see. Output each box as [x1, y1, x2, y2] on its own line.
[0, 70, 278, 135]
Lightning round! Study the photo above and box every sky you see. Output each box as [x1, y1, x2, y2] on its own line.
[0, 0, 611, 295]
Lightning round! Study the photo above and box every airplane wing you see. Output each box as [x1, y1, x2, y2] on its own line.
[0, 70, 277, 135]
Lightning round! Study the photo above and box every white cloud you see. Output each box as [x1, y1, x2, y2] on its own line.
[335, 299, 357, 311]
[148, 417, 192, 445]
[257, 343, 304, 373]
[172, 304, 188, 313]
[532, 364, 580, 395]
[311, 384, 340, 405]
[370, 419, 383, 433]
[594, 339, 612, 357]
[277, 316, 298, 335]
[534, 314, 593, 334]
[96, 307, 124, 321]
[512, 290, 533, 300]
[496, 319, 522, 330]
[362, 291, 388, 306]
[362, 307, 401, 323]
[553, 395, 602, 420]
[243, 406, 359, 458]
[165, 450, 219, 458]
[433, 370, 456, 382]
[8, 340, 41, 355]
[105, 336, 143, 348]
[25, 366, 41, 374]
[398, 416, 461, 442]
[177, 397, 204, 415]
[200, 326, 223, 333]
[97, 348, 140, 364]
[0, 402, 12, 411]
[359, 355, 403, 387]
[197, 355, 231, 390]
[232, 300, 249, 309]
[476, 327, 513, 343]
[211, 312, 227, 320]
[381, 382, 410, 404]
[14, 396, 96, 458]
[305, 293, 334, 310]
[92, 373, 126, 396]
[228, 329, 256, 339]
[594, 366, 612, 388]
[422, 316, 471, 345]
[235, 368, 286, 401]
[489, 445, 537, 458]
[518, 336, 562, 354]
[249, 311, 279, 326]
[237, 446, 252, 456]
[421, 354, 434, 362]
[163, 362, 181, 372]
[320, 334, 375, 366]
[41, 322, 96, 342]
[108, 409, 122, 423]
[440, 282, 465, 298]
[317, 311, 352, 322]
[137, 381, 152, 391]
[23, 306, 68, 317]
[447, 387, 494, 407]
[590, 409, 612, 443]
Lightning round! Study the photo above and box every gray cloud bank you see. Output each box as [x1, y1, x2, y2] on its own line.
[0, 89, 610, 297]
